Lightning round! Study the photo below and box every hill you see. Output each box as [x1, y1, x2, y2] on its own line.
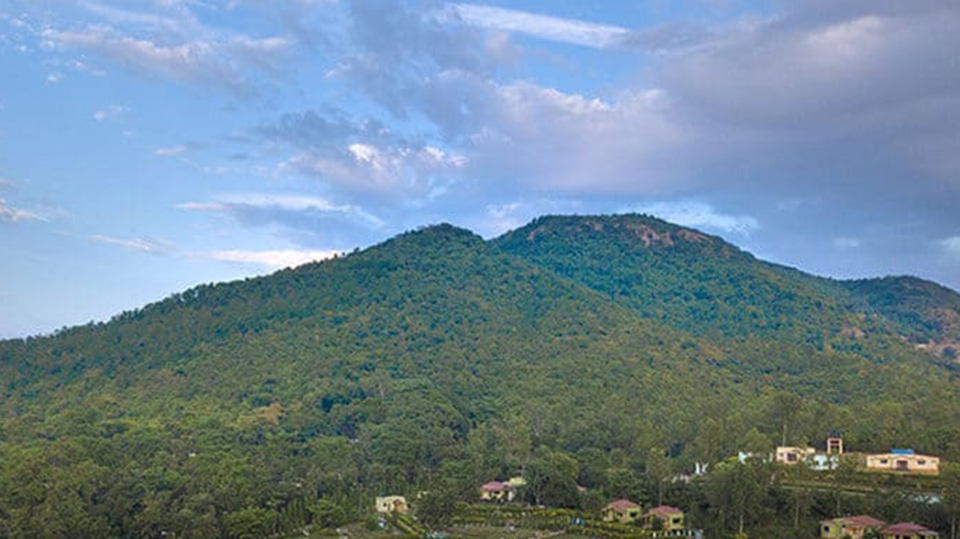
[2, 217, 960, 537]
[494, 214, 960, 363]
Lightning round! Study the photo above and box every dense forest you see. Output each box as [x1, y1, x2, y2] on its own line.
[3, 215, 960, 538]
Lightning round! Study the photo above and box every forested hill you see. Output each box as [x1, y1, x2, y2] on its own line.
[2, 217, 960, 537]
[494, 214, 960, 361]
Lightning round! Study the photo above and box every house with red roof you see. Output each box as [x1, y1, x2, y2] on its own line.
[880, 522, 940, 539]
[601, 499, 642, 524]
[642, 505, 684, 532]
[820, 515, 885, 539]
[479, 481, 515, 502]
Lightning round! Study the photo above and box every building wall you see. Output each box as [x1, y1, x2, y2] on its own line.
[375, 496, 408, 514]
[822, 521, 878, 539]
[821, 521, 844, 539]
[775, 446, 815, 464]
[865, 454, 940, 474]
[602, 507, 640, 523]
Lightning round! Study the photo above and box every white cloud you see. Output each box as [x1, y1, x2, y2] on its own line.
[93, 104, 130, 121]
[177, 192, 385, 229]
[40, 26, 291, 93]
[0, 177, 13, 188]
[941, 236, 960, 259]
[91, 234, 173, 254]
[0, 198, 44, 224]
[457, 80, 687, 193]
[833, 237, 861, 249]
[631, 201, 759, 235]
[154, 145, 191, 157]
[281, 141, 467, 197]
[444, 3, 627, 49]
[202, 249, 339, 269]
[176, 201, 225, 211]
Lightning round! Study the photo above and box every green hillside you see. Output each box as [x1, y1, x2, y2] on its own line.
[842, 276, 960, 356]
[494, 214, 960, 359]
[494, 215, 859, 340]
[2, 218, 960, 537]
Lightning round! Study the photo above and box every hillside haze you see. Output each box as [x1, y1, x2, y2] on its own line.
[2, 215, 960, 537]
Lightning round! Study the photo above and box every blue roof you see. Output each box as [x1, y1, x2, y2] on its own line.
[891, 449, 915, 455]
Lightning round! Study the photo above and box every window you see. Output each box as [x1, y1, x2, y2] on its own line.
[879, 459, 888, 464]
[918, 460, 926, 465]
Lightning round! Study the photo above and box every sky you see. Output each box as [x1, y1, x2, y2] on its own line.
[1, 0, 959, 339]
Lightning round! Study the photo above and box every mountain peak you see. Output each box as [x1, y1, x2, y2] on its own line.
[504, 213, 719, 250]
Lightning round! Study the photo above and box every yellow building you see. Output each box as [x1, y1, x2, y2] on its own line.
[865, 450, 939, 475]
[775, 446, 816, 465]
[480, 481, 515, 502]
[602, 499, 641, 524]
[375, 496, 409, 514]
[820, 515, 885, 539]
[643, 505, 684, 532]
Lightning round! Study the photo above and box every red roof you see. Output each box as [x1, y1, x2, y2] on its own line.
[481, 481, 506, 492]
[882, 522, 939, 536]
[605, 499, 640, 510]
[645, 506, 683, 519]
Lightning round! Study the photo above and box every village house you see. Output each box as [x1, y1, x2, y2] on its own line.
[602, 499, 642, 524]
[880, 522, 940, 538]
[775, 437, 847, 471]
[865, 449, 940, 475]
[643, 505, 684, 532]
[479, 481, 515, 502]
[374, 496, 408, 514]
[775, 446, 816, 465]
[820, 515, 885, 539]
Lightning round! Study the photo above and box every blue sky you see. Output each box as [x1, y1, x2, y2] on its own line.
[1, 0, 959, 338]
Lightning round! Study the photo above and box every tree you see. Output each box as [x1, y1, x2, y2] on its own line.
[223, 507, 277, 539]
[524, 448, 579, 508]
[645, 447, 672, 506]
[831, 455, 859, 515]
[707, 458, 770, 535]
[497, 415, 533, 475]
[417, 489, 456, 530]
[942, 463, 960, 539]
[773, 393, 802, 446]
[309, 499, 347, 529]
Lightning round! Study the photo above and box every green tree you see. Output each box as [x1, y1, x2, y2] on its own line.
[416, 489, 456, 530]
[309, 499, 348, 529]
[223, 507, 277, 539]
[645, 447, 672, 506]
[707, 459, 770, 535]
[942, 463, 960, 539]
[525, 448, 579, 508]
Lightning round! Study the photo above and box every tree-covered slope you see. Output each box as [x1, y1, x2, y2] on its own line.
[493, 214, 960, 363]
[492, 214, 857, 341]
[2, 219, 960, 537]
[841, 276, 960, 358]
